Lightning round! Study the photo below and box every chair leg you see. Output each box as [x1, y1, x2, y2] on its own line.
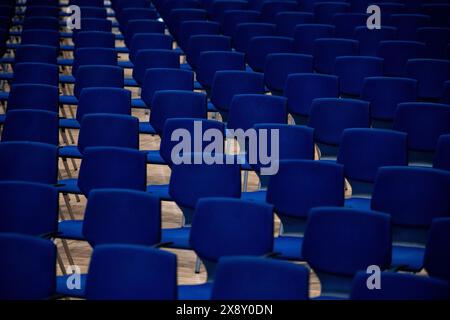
[61, 158, 73, 179]
[61, 238, 75, 267]
[70, 157, 78, 172]
[194, 257, 201, 274]
[62, 193, 75, 220]
[56, 251, 67, 276]
[67, 128, 75, 145]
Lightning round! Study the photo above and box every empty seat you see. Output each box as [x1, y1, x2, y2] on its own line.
[233, 22, 277, 53]
[209, 0, 248, 23]
[314, 1, 350, 24]
[22, 17, 59, 31]
[167, 8, 207, 39]
[187, 35, 231, 69]
[388, 14, 430, 41]
[10, 62, 59, 87]
[129, 33, 173, 62]
[14, 44, 58, 65]
[74, 31, 116, 50]
[314, 38, 359, 74]
[72, 47, 117, 77]
[124, 20, 165, 47]
[20, 30, 60, 49]
[332, 13, 367, 38]
[406, 59, 450, 100]
[378, 40, 426, 76]
[354, 26, 397, 56]
[132, 49, 180, 85]
[178, 20, 220, 52]
[293, 24, 335, 54]
[222, 9, 260, 37]
[275, 12, 314, 37]
[74, 65, 124, 99]
[7, 84, 59, 113]
[416, 27, 450, 59]
[259, 0, 299, 23]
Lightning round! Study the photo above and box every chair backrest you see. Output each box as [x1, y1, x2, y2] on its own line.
[227, 94, 288, 132]
[350, 271, 449, 300]
[259, 0, 298, 23]
[0, 181, 58, 236]
[74, 65, 124, 98]
[314, 1, 350, 24]
[78, 147, 147, 196]
[78, 6, 108, 19]
[222, 9, 260, 37]
[78, 114, 139, 154]
[119, 8, 158, 29]
[233, 22, 276, 53]
[275, 12, 314, 37]
[0, 233, 56, 300]
[82, 189, 161, 247]
[388, 14, 430, 41]
[22, 16, 59, 31]
[308, 98, 370, 146]
[141, 68, 194, 107]
[212, 257, 309, 300]
[20, 29, 60, 49]
[417, 27, 450, 59]
[76, 87, 131, 123]
[189, 198, 274, 276]
[284, 73, 339, 117]
[0, 141, 58, 184]
[85, 245, 177, 300]
[74, 31, 116, 50]
[247, 36, 294, 72]
[196, 51, 245, 88]
[377, 40, 426, 76]
[12, 62, 59, 86]
[332, 12, 367, 38]
[264, 53, 313, 93]
[394, 102, 450, 152]
[7, 84, 59, 113]
[168, 8, 207, 38]
[302, 207, 392, 296]
[334, 56, 384, 96]
[293, 23, 335, 54]
[178, 20, 220, 51]
[434, 134, 450, 172]
[424, 218, 450, 283]
[15, 44, 58, 64]
[406, 59, 450, 99]
[361, 77, 417, 122]
[210, 71, 265, 112]
[314, 38, 359, 74]
[266, 160, 345, 220]
[132, 49, 180, 85]
[149, 90, 207, 135]
[160, 118, 226, 166]
[124, 19, 165, 46]
[187, 35, 231, 69]
[1, 109, 59, 145]
[72, 47, 117, 77]
[129, 33, 173, 62]
[72, 18, 112, 42]
[209, 0, 248, 23]
[25, 6, 59, 18]
[337, 128, 408, 184]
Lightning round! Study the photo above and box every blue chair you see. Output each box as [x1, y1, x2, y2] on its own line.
[0, 233, 56, 300]
[148, 90, 207, 135]
[73, 65, 124, 99]
[196, 51, 246, 89]
[417, 27, 450, 59]
[434, 134, 450, 172]
[334, 56, 384, 96]
[222, 9, 260, 37]
[375, 2, 405, 21]
[11, 62, 59, 86]
[208, 0, 248, 23]
[247, 36, 294, 72]
[354, 26, 397, 56]
[85, 245, 177, 300]
[264, 53, 313, 94]
[129, 33, 173, 63]
[337, 128, 408, 197]
[377, 40, 427, 76]
[25, 6, 59, 18]
[6, 84, 59, 113]
[22, 17, 59, 31]
[424, 218, 450, 283]
[302, 207, 392, 298]
[332, 13, 367, 38]
[275, 11, 314, 37]
[74, 31, 116, 50]
[370, 166, 450, 272]
[211, 257, 309, 300]
[443, 80, 450, 104]
[124, 20, 165, 48]
[308, 98, 370, 158]
[388, 14, 430, 41]
[0, 141, 58, 184]
[314, 38, 359, 74]
[233, 22, 277, 53]
[394, 102, 450, 164]
[259, 0, 299, 23]
[178, 20, 220, 52]
[210, 71, 265, 119]
[14, 44, 58, 65]
[0, 181, 58, 237]
[72, 19, 113, 43]
[20, 29, 60, 49]
[141, 68, 194, 110]
[350, 272, 449, 300]
[167, 9, 207, 40]
[1, 110, 59, 145]
[57, 147, 147, 197]
[179, 198, 274, 300]
[284, 73, 339, 124]
[76, 7, 108, 19]
[314, 1, 350, 24]
[118, 8, 159, 33]
[406, 59, 450, 100]
[132, 49, 180, 85]
[187, 35, 231, 69]
[361, 77, 417, 125]
[70, 0, 104, 7]
[293, 23, 336, 54]
[420, 3, 450, 27]
[72, 47, 117, 77]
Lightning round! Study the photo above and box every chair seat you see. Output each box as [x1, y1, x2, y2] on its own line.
[180, 63, 192, 71]
[58, 220, 84, 240]
[131, 98, 146, 109]
[58, 58, 73, 66]
[59, 146, 82, 158]
[161, 227, 191, 250]
[178, 282, 213, 300]
[139, 122, 156, 134]
[0, 91, 9, 101]
[59, 95, 78, 105]
[57, 178, 81, 194]
[56, 274, 87, 298]
[125, 78, 138, 87]
[59, 118, 80, 129]
[59, 74, 75, 83]
[344, 197, 371, 210]
[146, 184, 171, 200]
[392, 244, 425, 272]
[119, 61, 134, 69]
[241, 190, 267, 202]
[274, 235, 304, 261]
[146, 150, 166, 165]
[0, 72, 13, 81]
[0, 114, 5, 124]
